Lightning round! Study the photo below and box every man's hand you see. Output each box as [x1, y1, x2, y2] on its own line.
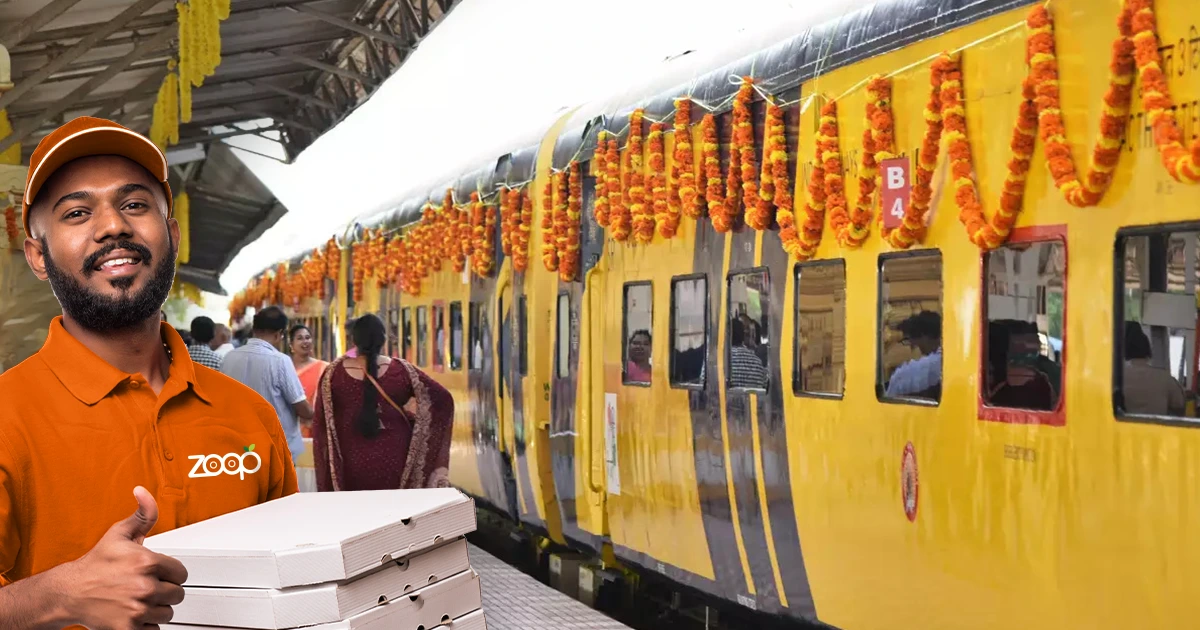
[59, 486, 188, 629]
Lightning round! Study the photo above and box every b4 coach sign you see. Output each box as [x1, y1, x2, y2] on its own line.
[880, 156, 912, 230]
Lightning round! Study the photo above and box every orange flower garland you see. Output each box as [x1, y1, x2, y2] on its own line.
[607, 137, 631, 241]
[500, 187, 516, 256]
[721, 110, 743, 233]
[788, 103, 834, 261]
[593, 132, 610, 227]
[561, 162, 583, 281]
[883, 58, 949, 249]
[734, 80, 767, 231]
[541, 180, 559, 271]
[1128, 0, 1200, 182]
[628, 109, 654, 244]
[324, 237, 340, 280]
[1028, 5, 1135, 206]
[941, 53, 1038, 248]
[701, 114, 732, 232]
[769, 104, 803, 259]
[671, 98, 704, 219]
[4, 204, 17, 247]
[820, 101, 847, 246]
[649, 122, 674, 239]
[835, 78, 888, 248]
[753, 100, 778, 232]
[552, 170, 570, 269]
[476, 202, 496, 276]
[513, 188, 532, 272]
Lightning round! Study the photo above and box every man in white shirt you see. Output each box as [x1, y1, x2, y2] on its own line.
[886, 311, 943, 400]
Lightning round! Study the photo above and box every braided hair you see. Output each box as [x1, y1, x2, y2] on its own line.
[352, 314, 387, 439]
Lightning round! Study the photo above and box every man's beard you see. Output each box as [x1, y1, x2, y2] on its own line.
[42, 237, 177, 333]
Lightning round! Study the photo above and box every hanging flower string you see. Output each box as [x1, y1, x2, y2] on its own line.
[701, 114, 725, 225]
[837, 77, 893, 248]
[513, 187, 532, 272]
[541, 180, 559, 271]
[672, 98, 704, 219]
[562, 162, 583, 281]
[734, 80, 766, 231]
[607, 136, 631, 241]
[1128, 0, 1200, 182]
[787, 103, 834, 261]
[821, 101, 848, 247]
[942, 53, 1039, 248]
[649, 122, 675, 239]
[752, 100, 778, 233]
[883, 58, 948, 249]
[628, 110, 655, 244]
[500, 186, 516, 256]
[770, 104, 803, 258]
[552, 170, 570, 269]
[593, 132, 610, 227]
[474, 200, 497, 276]
[1028, 5, 1135, 206]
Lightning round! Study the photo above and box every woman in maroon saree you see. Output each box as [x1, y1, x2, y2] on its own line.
[313, 314, 455, 491]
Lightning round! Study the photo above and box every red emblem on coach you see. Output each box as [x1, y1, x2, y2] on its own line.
[901, 442, 918, 522]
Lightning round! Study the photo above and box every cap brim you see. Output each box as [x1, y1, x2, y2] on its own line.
[22, 125, 172, 234]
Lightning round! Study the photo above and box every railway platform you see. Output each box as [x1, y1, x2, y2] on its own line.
[467, 543, 633, 630]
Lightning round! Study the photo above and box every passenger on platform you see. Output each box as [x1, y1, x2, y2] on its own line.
[290, 324, 329, 438]
[625, 329, 652, 383]
[1122, 321, 1186, 416]
[221, 306, 314, 463]
[0, 116, 297, 628]
[187, 315, 223, 370]
[212, 323, 235, 358]
[313, 313, 455, 491]
[885, 311, 942, 399]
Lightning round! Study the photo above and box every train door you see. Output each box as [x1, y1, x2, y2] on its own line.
[496, 276, 521, 519]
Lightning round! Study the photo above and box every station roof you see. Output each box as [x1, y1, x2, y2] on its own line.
[0, 0, 455, 294]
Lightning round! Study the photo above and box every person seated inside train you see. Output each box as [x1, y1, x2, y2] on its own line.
[986, 320, 1054, 411]
[672, 343, 706, 385]
[729, 318, 769, 390]
[885, 311, 942, 400]
[626, 329, 652, 383]
[1006, 320, 1061, 399]
[1121, 321, 1186, 416]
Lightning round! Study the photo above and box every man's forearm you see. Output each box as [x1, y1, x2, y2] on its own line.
[0, 566, 75, 630]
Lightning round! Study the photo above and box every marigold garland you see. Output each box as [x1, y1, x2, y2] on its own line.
[1028, 5, 1135, 206]
[607, 137, 631, 241]
[1128, 0, 1200, 182]
[753, 100, 779, 233]
[787, 103, 834, 261]
[324, 237, 340, 280]
[561, 163, 583, 282]
[475, 202, 497, 276]
[513, 188, 533, 273]
[552, 170, 570, 269]
[500, 186, 516, 256]
[628, 109, 655, 244]
[648, 122, 675, 239]
[541, 181, 559, 271]
[701, 114, 731, 232]
[720, 110, 743, 233]
[838, 77, 893, 248]
[734, 80, 767, 231]
[593, 132, 610, 227]
[820, 101, 848, 246]
[942, 53, 1039, 248]
[769, 104, 801, 258]
[882, 58, 948, 249]
[671, 98, 705, 220]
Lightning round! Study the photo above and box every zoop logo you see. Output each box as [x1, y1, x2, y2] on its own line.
[188, 444, 262, 480]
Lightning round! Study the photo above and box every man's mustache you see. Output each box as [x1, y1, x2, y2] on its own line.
[81, 240, 153, 276]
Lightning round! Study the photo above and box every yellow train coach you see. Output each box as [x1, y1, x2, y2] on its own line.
[234, 0, 1200, 627]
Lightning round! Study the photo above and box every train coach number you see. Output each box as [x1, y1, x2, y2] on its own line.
[901, 442, 918, 522]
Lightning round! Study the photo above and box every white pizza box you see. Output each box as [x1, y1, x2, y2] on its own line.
[144, 488, 476, 589]
[163, 568, 483, 630]
[169, 538, 472, 629]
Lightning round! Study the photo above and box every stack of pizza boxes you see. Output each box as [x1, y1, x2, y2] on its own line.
[145, 488, 486, 630]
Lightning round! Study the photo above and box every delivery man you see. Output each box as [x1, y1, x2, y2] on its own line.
[0, 117, 298, 628]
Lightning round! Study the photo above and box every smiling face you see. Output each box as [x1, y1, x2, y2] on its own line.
[291, 327, 314, 357]
[24, 155, 178, 333]
[628, 331, 651, 365]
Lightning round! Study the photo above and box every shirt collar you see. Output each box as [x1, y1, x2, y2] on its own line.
[246, 338, 279, 352]
[38, 316, 211, 405]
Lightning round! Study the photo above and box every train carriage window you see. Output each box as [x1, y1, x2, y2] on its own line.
[431, 303, 445, 370]
[401, 308, 413, 362]
[468, 303, 481, 371]
[878, 252, 943, 404]
[518, 296, 529, 376]
[449, 302, 463, 371]
[557, 294, 571, 378]
[983, 236, 1065, 416]
[623, 282, 653, 386]
[794, 260, 846, 397]
[727, 270, 770, 392]
[1115, 226, 1198, 422]
[415, 306, 428, 367]
[670, 276, 707, 388]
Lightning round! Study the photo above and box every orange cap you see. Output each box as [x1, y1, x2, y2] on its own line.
[22, 116, 173, 238]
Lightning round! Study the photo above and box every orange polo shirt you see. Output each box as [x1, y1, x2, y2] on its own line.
[0, 316, 298, 586]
